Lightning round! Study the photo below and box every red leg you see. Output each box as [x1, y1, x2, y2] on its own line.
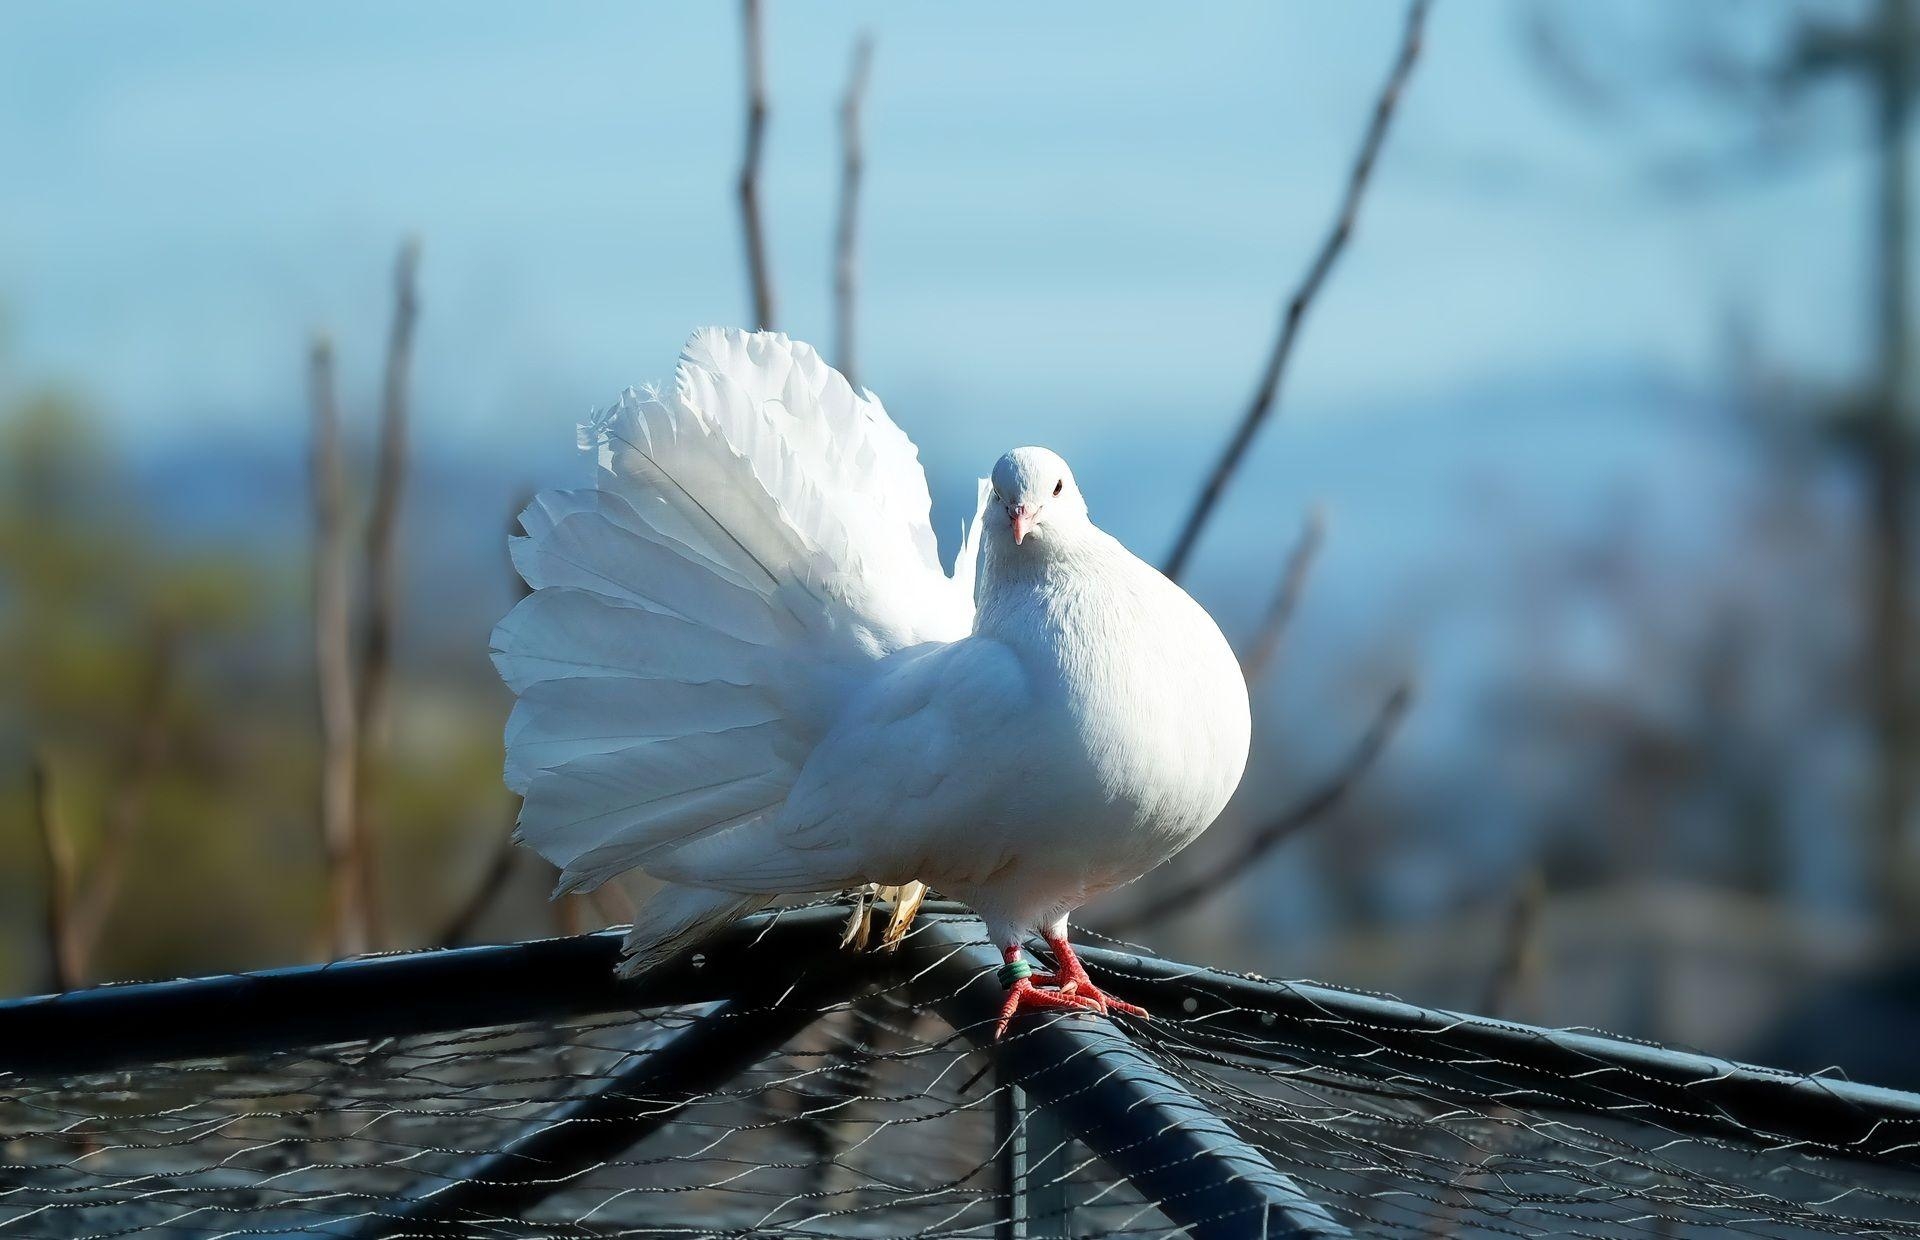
[1044, 933, 1149, 1020]
[993, 943, 1102, 1040]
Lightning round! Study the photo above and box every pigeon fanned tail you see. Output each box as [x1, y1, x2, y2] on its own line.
[491, 329, 978, 970]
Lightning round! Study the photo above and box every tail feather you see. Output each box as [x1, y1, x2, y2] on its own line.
[682, 330, 943, 578]
[510, 498, 785, 645]
[491, 588, 763, 695]
[503, 677, 778, 795]
[518, 722, 798, 884]
[519, 487, 767, 595]
[494, 329, 978, 972]
[616, 884, 772, 978]
[589, 386, 814, 592]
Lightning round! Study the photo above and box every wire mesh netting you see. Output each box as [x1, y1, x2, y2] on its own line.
[4, 910, 1920, 1238]
[0, 998, 1166, 1238]
[1145, 1000, 1920, 1238]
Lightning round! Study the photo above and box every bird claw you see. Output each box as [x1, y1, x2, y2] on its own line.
[1091, 989, 1150, 1020]
[993, 941, 1151, 1039]
[993, 977, 1106, 1040]
[1044, 937, 1150, 1021]
[1052, 974, 1149, 1020]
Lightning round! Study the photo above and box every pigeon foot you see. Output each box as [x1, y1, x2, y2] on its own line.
[992, 940, 1149, 1039]
[993, 974, 1106, 1039]
[1043, 933, 1149, 1020]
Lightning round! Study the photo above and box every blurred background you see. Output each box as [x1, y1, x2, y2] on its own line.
[5, 0, 1918, 1089]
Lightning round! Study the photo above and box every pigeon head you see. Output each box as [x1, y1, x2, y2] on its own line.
[989, 446, 1088, 547]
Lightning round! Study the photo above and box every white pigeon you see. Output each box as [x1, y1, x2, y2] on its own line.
[493, 329, 1251, 1035]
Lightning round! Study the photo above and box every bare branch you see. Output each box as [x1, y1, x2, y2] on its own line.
[588, 883, 636, 926]
[554, 893, 588, 937]
[834, 32, 874, 386]
[739, 0, 777, 330]
[309, 333, 364, 959]
[69, 620, 175, 956]
[1104, 681, 1414, 933]
[435, 811, 521, 949]
[351, 236, 421, 951]
[1163, 0, 1430, 582]
[1481, 864, 1547, 1019]
[435, 494, 537, 949]
[443, 806, 623, 946]
[32, 757, 81, 991]
[1519, 7, 1626, 119]
[1240, 506, 1327, 683]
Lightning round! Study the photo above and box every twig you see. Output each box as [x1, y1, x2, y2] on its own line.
[435, 813, 521, 949]
[69, 620, 176, 957]
[738, 0, 777, 330]
[833, 32, 874, 385]
[32, 757, 81, 992]
[1105, 681, 1414, 933]
[1162, 0, 1430, 582]
[589, 883, 636, 926]
[351, 237, 421, 951]
[1240, 506, 1327, 682]
[309, 333, 364, 959]
[1482, 864, 1547, 1019]
[437, 495, 536, 949]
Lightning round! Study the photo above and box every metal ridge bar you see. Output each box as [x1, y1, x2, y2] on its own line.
[0, 903, 857, 1075]
[901, 917, 1351, 1239]
[1063, 932, 1920, 1165]
[7, 900, 1920, 1167]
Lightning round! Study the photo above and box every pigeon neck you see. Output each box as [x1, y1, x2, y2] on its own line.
[980, 518, 1095, 575]
[974, 521, 1111, 627]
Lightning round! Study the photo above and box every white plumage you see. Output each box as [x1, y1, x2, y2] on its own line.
[493, 329, 1250, 1026]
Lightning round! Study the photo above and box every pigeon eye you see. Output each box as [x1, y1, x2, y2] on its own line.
[1052, 479, 1064, 497]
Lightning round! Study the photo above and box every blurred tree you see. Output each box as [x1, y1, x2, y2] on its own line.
[0, 390, 258, 987]
[0, 380, 522, 990]
[1790, 0, 1920, 926]
[1528, 0, 1920, 930]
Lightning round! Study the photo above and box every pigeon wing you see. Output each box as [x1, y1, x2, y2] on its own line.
[650, 636, 1038, 894]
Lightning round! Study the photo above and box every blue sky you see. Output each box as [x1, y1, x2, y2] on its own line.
[0, 1, 1880, 669]
[0, 2, 1889, 922]
[1, 2, 1879, 724]
[0, 1, 1873, 464]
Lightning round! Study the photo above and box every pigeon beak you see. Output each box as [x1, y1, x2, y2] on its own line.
[1009, 504, 1036, 545]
